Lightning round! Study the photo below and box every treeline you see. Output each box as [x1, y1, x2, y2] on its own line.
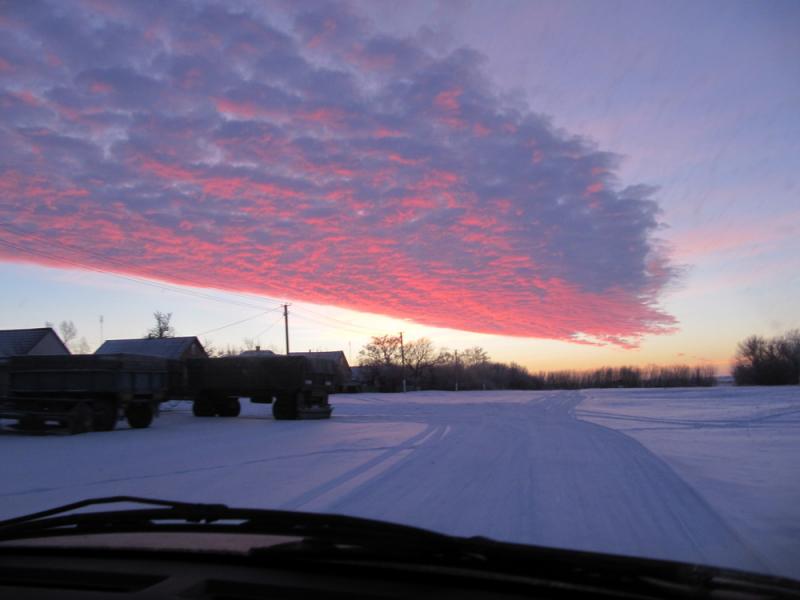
[533, 365, 716, 389]
[733, 330, 800, 385]
[356, 335, 716, 392]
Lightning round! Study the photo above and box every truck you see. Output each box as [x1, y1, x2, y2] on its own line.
[0, 354, 171, 434]
[185, 355, 334, 420]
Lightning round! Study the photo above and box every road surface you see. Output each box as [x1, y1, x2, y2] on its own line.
[2, 389, 795, 577]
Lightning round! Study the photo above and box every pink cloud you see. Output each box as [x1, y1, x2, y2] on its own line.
[0, 1, 679, 348]
[374, 127, 404, 138]
[90, 81, 113, 94]
[434, 87, 462, 112]
[215, 98, 275, 120]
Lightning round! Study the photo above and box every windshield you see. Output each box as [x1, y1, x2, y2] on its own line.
[1, 0, 798, 584]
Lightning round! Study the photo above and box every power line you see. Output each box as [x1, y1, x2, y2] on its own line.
[197, 307, 280, 336]
[252, 314, 284, 338]
[293, 304, 379, 333]
[283, 303, 290, 354]
[400, 331, 406, 393]
[290, 309, 375, 337]
[291, 305, 378, 335]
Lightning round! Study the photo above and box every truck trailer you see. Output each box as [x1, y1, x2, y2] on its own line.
[0, 354, 171, 434]
[0, 353, 335, 434]
[185, 355, 334, 420]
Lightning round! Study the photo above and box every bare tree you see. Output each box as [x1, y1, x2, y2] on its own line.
[461, 346, 489, 367]
[217, 344, 243, 357]
[434, 347, 455, 366]
[59, 320, 77, 347]
[734, 330, 800, 385]
[146, 311, 175, 339]
[404, 337, 436, 380]
[75, 336, 91, 354]
[358, 334, 402, 367]
[202, 337, 218, 357]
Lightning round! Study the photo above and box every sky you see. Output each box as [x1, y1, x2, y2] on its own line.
[1, 0, 798, 373]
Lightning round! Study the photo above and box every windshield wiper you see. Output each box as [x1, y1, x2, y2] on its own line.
[0, 496, 230, 527]
[0, 496, 229, 532]
[0, 496, 468, 560]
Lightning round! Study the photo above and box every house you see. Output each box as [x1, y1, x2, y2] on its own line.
[0, 327, 71, 357]
[0, 327, 71, 399]
[95, 337, 208, 360]
[347, 366, 372, 393]
[289, 351, 352, 392]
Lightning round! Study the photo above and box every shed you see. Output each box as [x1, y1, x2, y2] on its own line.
[0, 327, 71, 357]
[95, 337, 207, 360]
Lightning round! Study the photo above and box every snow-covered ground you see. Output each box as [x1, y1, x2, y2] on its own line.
[1, 388, 798, 579]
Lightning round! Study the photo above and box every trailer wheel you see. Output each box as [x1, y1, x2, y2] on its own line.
[93, 399, 118, 431]
[192, 395, 215, 417]
[69, 403, 93, 435]
[272, 394, 298, 420]
[217, 397, 241, 417]
[126, 403, 154, 429]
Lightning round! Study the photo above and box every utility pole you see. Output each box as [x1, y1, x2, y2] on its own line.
[283, 304, 290, 355]
[454, 349, 459, 392]
[399, 332, 406, 393]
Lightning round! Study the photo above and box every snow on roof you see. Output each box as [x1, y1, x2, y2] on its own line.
[95, 337, 206, 359]
[0, 328, 70, 357]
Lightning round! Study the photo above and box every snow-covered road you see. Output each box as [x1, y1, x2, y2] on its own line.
[2, 388, 797, 579]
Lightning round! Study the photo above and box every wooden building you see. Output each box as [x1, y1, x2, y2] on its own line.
[95, 337, 208, 360]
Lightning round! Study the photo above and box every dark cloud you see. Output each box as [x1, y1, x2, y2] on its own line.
[0, 0, 677, 345]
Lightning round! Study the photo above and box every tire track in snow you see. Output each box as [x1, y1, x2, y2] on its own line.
[520, 392, 768, 572]
[0, 443, 431, 500]
[278, 423, 450, 512]
[320, 392, 769, 574]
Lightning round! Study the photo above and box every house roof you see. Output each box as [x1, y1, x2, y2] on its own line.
[0, 328, 70, 357]
[95, 337, 206, 359]
[240, 349, 276, 357]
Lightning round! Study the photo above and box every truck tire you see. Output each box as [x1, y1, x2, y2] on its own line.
[192, 395, 215, 417]
[217, 397, 241, 417]
[69, 403, 93, 435]
[126, 403, 154, 428]
[272, 394, 298, 420]
[93, 399, 118, 432]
